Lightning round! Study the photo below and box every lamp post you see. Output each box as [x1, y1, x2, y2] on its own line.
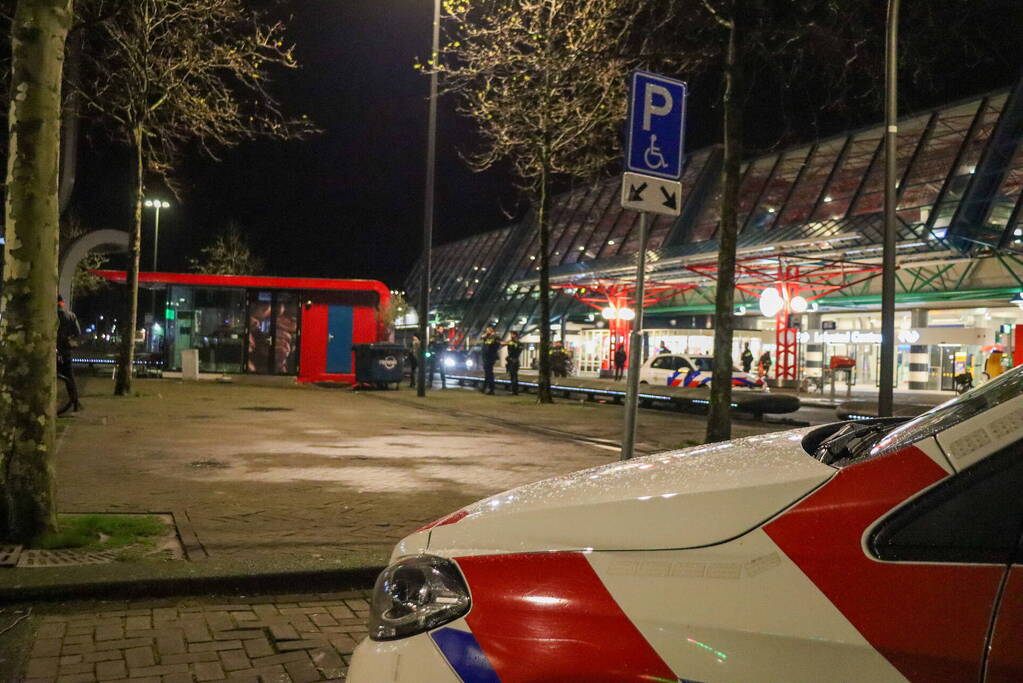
[417, 0, 441, 397]
[143, 199, 170, 349]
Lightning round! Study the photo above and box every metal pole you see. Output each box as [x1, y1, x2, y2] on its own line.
[879, 0, 899, 417]
[150, 206, 161, 348]
[621, 212, 648, 461]
[417, 0, 440, 398]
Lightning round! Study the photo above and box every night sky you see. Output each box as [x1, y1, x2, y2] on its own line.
[68, 0, 1022, 292]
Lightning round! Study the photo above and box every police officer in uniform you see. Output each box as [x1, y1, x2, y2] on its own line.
[550, 340, 569, 378]
[504, 331, 523, 395]
[428, 326, 448, 389]
[480, 326, 500, 395]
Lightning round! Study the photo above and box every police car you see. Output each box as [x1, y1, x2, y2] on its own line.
[349, 363, 1023, 682]
[640, 352, 765, 389]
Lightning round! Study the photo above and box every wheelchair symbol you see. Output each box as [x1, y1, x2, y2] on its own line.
[644, 135, 669, 170]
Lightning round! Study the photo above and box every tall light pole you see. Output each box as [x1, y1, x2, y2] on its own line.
[879, 0, 899, 417]
[143, 199, 170, 350]
[417, 0, 440, 398]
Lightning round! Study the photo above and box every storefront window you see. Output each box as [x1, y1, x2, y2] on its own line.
[164, 286, 246, 373]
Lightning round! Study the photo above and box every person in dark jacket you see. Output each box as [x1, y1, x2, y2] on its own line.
[57, 295, 82, 412]
[758, 350, 772, 378]
[480, 327, 500, 395]
[504, 331, 523, 395]
[428, 326, 448, 389]
[740, 343, 754, 374]
[613, 345, 627, 381]
[550, 340, 569, 378]
[407, 334, 421, 388]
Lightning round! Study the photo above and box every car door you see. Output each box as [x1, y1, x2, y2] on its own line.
[983, 504, 1023, 682]
[645, 355, 674, 385]
[672, 356, 696, 386]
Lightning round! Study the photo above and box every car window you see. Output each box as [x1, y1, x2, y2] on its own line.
[872, 365, 1023, 458]
[650, 357, 672, 370]
[692, 357, 713, 372]
[674, 357, 692, 371]
[871, 443, 1023, 564]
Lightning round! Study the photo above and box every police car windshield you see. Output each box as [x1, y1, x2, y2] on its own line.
[870, 364, 1023, 458]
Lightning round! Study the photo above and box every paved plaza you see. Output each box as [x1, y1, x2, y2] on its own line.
[2, 591, 369, 682]
[52, 377, 779, 564]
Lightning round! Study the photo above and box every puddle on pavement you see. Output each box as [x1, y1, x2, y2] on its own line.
[173, 431, 599, 493]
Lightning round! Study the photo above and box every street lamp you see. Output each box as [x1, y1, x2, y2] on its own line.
[143, 199, 170, 273]
[143, 199, 170, 349]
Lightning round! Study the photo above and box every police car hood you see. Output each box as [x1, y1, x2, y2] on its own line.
[425, 428, 834, 553]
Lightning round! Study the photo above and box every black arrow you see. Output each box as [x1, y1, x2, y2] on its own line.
[660, 186, 677, 210]
[628, 182, 648, 202]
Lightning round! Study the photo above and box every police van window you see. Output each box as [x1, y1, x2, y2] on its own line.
[651, 357, 673, 370]
[871, 444, 1023, 564]
[674, 357, 692, 371]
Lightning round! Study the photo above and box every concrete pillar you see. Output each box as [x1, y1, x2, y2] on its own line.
[908, 309, 929, 389]
[804, 313, 823, 378]
[908, 345, 929, 390]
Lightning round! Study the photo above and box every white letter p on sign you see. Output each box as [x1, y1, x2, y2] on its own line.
[643, 83, 673, 131]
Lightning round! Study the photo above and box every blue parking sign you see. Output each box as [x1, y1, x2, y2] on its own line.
[626, 71, 687, 180]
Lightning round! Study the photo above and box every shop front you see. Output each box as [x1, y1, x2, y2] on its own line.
[95, 271, 390, 383]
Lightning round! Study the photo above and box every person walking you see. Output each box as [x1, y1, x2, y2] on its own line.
[407, 334, 421, 388]
[480, 326, 500, 395]
[504, 331, 523, 395]
[57, 295, 82, 412]
[740, 342, 754, 374]
[758, 350, 773, 379]
[550, 340, 569, 378]
[613, 344, 627, 381]
[428, 326, 448, 389]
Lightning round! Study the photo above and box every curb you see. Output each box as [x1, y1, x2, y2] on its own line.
[0, 558, 386, 606]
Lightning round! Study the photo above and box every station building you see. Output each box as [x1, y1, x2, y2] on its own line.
[409, 77, 1023, 392]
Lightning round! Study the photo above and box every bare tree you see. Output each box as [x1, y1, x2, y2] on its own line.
[189, 223, 264, 275]
[431, 0, 652, 403]
[0, 0, 74, 543]
[77, 0, 315, 396]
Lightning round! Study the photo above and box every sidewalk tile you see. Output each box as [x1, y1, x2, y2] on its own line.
[193, 661, 225, 681]
[95, 659, 127, 681]
[124, 646, 156, 669]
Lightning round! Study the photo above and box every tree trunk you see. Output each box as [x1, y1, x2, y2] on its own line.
[706, 10, 743, 444]
[536, 172, 554, 404]
[0, 0, 74, 543]
[115, 126, 144, 396]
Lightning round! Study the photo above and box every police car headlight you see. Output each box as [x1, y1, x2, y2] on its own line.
[369, 555, 470, 641]
[465, 359, 474, 369]
[443, 357, 456, 368]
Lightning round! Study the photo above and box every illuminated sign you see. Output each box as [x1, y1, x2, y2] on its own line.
[797, 329, 921, 344]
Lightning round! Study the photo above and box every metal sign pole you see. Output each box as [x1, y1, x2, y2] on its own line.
[621, 212, 649, 461]
[417, 0, 441, 398]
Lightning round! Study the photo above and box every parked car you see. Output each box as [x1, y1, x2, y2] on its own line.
[439, 349, 474, 373]
[640, 352, 765, 389]
[349, 364, 1023, 682]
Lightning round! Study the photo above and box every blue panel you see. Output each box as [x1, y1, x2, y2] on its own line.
[327, 306, 353, 374]
[626, 70, 688, 180]
[430, 628, 501, 683]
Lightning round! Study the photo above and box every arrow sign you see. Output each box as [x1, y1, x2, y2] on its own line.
[621, 172, 682, 217]
[660, 186, 677, 210]
[628, 182, 648, 202]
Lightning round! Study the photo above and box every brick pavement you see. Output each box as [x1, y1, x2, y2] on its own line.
[15, 591, 370, 682]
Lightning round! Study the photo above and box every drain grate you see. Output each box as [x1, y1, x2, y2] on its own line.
[17, 549, 118, 568]
[0, 545, 23, 567]
[190, 459, 230, 469]
[239, 406, 294, 412]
